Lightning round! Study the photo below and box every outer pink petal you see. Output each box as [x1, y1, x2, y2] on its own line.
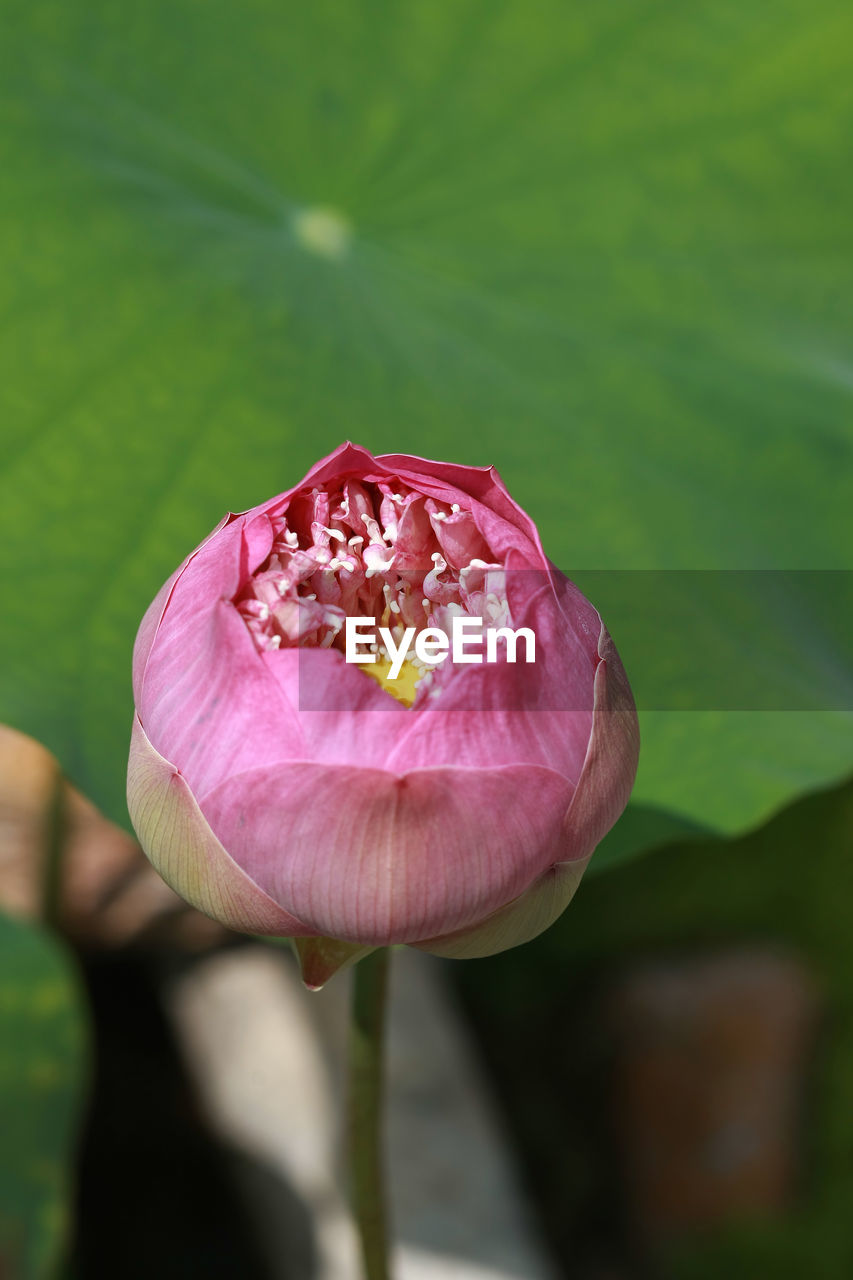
[414, 857, 592, 959]
[259, 645, 412, 770]
[197, 762, 576, 945]
[385, 565, 603, 779]
[127, 714, 311, 937]
[562, 624, 640, 861]
[413, 627, 639, 958]
[140, 517, 306, 798]
[385, 693, 593, 781]
[132, 511, 232, 706]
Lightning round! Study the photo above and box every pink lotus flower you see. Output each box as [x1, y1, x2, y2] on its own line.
[127, 443, 638, 986]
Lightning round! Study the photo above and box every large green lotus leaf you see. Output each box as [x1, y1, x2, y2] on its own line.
[0, 913, 88, 1280]
[1, 0, 851, 851]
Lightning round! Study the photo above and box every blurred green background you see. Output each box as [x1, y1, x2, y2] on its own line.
[1, 0, 851, 1276]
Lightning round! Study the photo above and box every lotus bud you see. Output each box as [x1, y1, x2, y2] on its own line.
[128, 444, 639, 986]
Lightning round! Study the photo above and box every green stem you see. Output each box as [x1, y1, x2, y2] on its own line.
[349, 947, 391, 1280]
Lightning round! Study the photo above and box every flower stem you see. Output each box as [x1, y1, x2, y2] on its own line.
[349, 947, 391, 1280]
